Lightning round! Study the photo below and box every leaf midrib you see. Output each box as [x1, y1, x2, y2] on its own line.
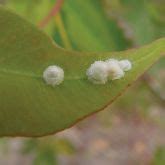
[0, 38, 164, 81]
[0, 69, 84, 80]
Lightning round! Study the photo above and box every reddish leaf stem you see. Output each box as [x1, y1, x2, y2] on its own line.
[39, 0, 64, 28]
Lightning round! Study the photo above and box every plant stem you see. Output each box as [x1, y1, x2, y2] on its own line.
[55, 13, 72, 49]
[39, 0, 64, 28]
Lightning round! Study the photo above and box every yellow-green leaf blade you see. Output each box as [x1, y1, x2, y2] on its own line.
[0, 6, 164, 137]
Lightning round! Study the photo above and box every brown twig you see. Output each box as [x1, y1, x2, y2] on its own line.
[39, 0, 64, 28]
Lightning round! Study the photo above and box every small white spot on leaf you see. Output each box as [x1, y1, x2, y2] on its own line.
[86, 61, 108, 84]
[43, 65, 64, 86]
[119, 59, 132, 71]
[105, 58, 118, 64]
[87, 58, 132, 84]
[105, 59, 125, 80]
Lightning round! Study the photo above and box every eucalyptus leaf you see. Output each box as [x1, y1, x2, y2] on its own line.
[6, 0, 55, 35]
[0, 6, 164, 137]
[54, 0, 130, 51]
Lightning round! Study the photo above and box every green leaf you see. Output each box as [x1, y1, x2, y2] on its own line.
[54, 0, 130, 51]
[0, 6, 164, 137]
[5, 0, 55, 35]
[103, 0, 165, 45]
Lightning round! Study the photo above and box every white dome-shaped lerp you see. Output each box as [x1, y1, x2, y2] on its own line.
[105, 59, 125, 80]
[43, 65, 64, 86]
[119, 59, 132, 71]
[86, 61, 108, 84]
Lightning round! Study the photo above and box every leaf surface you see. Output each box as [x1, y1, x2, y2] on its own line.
[0, 6, 164, 137]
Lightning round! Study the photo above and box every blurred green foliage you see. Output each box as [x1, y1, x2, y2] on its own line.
[5, 0, 55, 35]
[152, 147, 165, 165]
[103, 0, 165, 45]
[54, 0, 131, 51]
[21, 138, 75, 165]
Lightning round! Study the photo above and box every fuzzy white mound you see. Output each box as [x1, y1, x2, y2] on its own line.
[86, 61, 109, 84]
[105, 59, 125, 80]
[87, 58, 132, 84]
[118, 59, 132, 71]
[43, 65, 64, 86]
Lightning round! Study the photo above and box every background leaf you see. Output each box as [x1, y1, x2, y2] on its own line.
[5, 0, 55, 35]
[0, 6, 164, 137]
[54, 0, 131, 51]
[6, 0, 131, 51]
[103, 0, 165, 45]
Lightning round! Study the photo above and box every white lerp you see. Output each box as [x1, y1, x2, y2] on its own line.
[105, 59, 125, 80]
[118, 59, 132, 71]
[86, 61, 108, 84]
[43, 65, 64, 86]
